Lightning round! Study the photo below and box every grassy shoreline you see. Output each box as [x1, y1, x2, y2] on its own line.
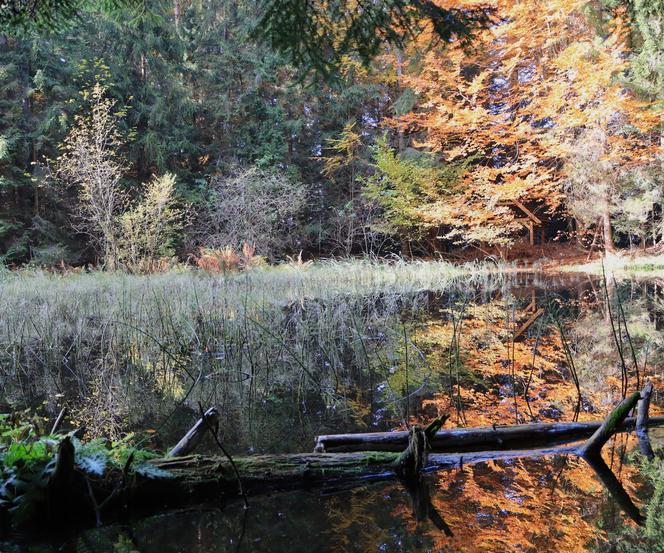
[0, 258, 504, 445]
[0, 257, 498, 301]
[558, 253, 664, 278]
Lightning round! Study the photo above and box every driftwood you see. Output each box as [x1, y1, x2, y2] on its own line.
[77, 388, 659, 524]
[167, 407, 219, 457]
[77, 445, 585, 516]
[314, 415, 664, 454]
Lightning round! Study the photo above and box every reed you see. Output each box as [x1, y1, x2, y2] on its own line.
[0, 259, 501, 452]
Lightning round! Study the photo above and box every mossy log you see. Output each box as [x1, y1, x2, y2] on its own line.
[54, 451, 416, 524]
[123, 386, 652, 522]
[93, 445, 581, 516]
[577, 392, 642, 458]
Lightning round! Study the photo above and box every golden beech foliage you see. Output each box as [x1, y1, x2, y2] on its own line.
[385, 0, 663, 245]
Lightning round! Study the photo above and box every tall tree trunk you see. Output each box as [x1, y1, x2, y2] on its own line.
[396, 49, 405, 152]
[602, 198, 616, 254]
[173, 0, 181, 35]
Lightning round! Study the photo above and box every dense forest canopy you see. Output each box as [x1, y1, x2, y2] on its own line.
[1, 0, 663, 267]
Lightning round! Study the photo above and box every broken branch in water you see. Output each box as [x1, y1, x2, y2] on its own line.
[576, 391, 641, 458]
[573, 385, 653, 524]
[637, 380, 655, 460]
[196, 402, 248, 509]
[167, 407, 219, 457]
[390, 415, 449, 478]
[50, 407, 67, 435]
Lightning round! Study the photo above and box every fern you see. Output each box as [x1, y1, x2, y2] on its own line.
[0, 411, 170, 528]
[76, 451, 108, 476]
[133, 463, 173, 479]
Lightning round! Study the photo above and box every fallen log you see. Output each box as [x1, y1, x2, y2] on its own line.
[3, 385, 659, 532]
[85, 445, 582, 516]
[314, 416, 664, 453]
[28, 425, 643, 529]
[83, 387, 664, 521]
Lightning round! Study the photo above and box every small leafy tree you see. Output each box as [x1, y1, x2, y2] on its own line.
[56, 82, 127, 268]
[363, 137, 443, 237]
[362, 136, 471, 253]
[117, 173, 183, 272]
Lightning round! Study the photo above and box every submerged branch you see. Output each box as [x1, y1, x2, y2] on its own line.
[583, 453, 644, 524]
[636, 380, 655, 460]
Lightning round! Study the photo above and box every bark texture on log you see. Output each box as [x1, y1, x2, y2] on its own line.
[99, 445, 581, 512]
[314, 416, 664, 453]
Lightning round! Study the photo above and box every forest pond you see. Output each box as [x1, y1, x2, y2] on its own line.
[1, 267, 663, 552]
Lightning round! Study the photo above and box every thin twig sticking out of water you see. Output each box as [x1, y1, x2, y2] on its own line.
[247, 315, 325, 393]
[599, 266, 644, 396]
[507, 299, 519, 425]
[613, 282, 641, 390]
[447, 295, 469, 426]
[110, 318, 205, 449]
[349, 311, 374, 412]
[553, 312, 582, 422]
[197, 401, 249, 510]
[601, 263, 629, 398]
[402, 322, 410, 427]
[524, 311, 547, 421]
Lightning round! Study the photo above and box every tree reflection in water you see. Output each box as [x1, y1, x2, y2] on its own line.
[2, 272, 663, 551]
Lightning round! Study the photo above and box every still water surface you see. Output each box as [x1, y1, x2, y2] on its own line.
[2, 269, 663, 552]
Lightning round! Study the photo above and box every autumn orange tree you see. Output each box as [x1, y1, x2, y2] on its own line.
[384, 0, 662, 251]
